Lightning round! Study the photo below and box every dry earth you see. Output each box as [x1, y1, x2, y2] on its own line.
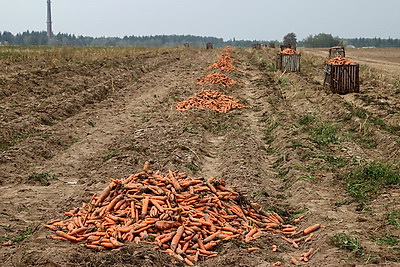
[0, 46, 399, 266]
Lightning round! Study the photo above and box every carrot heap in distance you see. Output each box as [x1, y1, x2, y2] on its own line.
[197, 72, 242, 88]
[175, 89, 248, 113]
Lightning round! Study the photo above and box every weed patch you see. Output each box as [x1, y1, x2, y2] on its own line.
[309, 123, 338, 146]
[28, 172, 57, 186]
[330, 234, 364, 256]
[345, 162, 400, 203]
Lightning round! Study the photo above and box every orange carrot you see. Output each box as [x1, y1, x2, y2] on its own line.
[170, 226, 184, 251]
[141, 196, 150, 219]
[247, 247, 260, 252]
[303, 224, 320, 235]
[95, 185, 112, 206]
[55, 231, 78, 242]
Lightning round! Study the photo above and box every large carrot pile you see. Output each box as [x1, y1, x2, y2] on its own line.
[175, 89, 248, 113]
[326, 56, 356, 65]
[281, 48, 298, 55]
[46, 165, 322, 265]
[197, 72, 241, 88]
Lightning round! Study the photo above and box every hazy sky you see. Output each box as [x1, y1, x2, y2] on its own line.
[1, 0, 399, 41]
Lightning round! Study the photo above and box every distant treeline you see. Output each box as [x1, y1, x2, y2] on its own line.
[0, 31, 276, 47]
[1, 31, 399, 48]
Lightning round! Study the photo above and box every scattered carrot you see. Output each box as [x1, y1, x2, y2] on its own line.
[273, 261, 282, 266]
[303, 224, 321, 235]
[246, 247, 260, 252]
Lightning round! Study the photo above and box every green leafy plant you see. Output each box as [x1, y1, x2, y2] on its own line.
[28, 172, 57, 186]
[345, 162, 400, 203]
[330, 234, 364, 256]
[298, 114, 316, 126]
[387, 209, 400, 227]
[310, 123, 338, 146]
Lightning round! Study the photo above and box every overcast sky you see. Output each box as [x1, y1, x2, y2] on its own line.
[1, 0, 399, 41]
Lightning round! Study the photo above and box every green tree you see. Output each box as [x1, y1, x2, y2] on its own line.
[303, 33, 341, 48]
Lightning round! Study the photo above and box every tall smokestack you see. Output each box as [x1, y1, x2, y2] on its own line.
[47, 0, 53, 38]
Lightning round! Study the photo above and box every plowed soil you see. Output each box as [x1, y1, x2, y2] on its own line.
[0, 46, 399, 266]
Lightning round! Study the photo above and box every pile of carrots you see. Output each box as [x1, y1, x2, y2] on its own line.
[205, 46, 240, 72]
[175, 89, 248, 113]
[45, 164, 322, 265]
[326, 56, 357, 65]
[197, 72, 242, 88]
[281, 48, 298, 55]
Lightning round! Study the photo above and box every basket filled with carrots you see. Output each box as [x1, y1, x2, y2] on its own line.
[323, 56, 359, 94]
[276, 49, 301, 72]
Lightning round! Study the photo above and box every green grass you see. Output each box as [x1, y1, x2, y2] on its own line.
[310, 123, 338, 146]
[28, 172, 57, 186]
[103, 147, 120, 161]
[298, 114, 316, 126]
[387, 209, 400, 227]
[262, 120, 280, 144]
[345, 162, 400, 203]
[11, 227, 34, 243]
[330, 234, 364, 256]
[372, 234, 400, 249]
[185, 164, 200, 172]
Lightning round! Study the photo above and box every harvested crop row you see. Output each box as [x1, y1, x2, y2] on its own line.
[45, 164, 322, 265]
[197, 72, 242, 88]
[175, 89, 248, 113]
[326, 56, 357, 65]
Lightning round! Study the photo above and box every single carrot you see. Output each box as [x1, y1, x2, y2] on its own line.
[95, 185, 112, 206]
[143, 161, 150, 170]
[305, 233, 314, 242]
[141, 196, 150, 219]
[303, 224, 320, 235]
[290, 256, 299, 265]
[245, 228, 258, 242]
[106, 194, 124, 212]
[184, 258, 194, 266]
[55, 231, 78, 242]
[247, 247, 260, 252]
[170, 226, 185, 251]
[154, 220, 181, 231]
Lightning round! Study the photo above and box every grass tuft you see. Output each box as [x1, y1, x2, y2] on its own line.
[330, 234, 364, 256]
[28, 172, 57, 186]
[345, 162, 400, 203]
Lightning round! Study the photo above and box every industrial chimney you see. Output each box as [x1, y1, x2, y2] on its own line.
[47, 0, 53, 38]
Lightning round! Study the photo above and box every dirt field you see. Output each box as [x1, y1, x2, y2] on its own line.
[0, 46, 399, 266]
